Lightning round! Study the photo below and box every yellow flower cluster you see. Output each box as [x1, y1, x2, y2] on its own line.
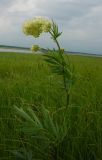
[60, 48, 65, 52]
[23, 17, 51, 38]
[31, 45, 39, 52]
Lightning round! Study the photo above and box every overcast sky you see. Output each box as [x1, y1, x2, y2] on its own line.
[0, 0, 102, 54]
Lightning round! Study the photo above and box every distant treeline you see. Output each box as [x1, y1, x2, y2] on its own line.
[0, 45, 47, 52]
[0, 45, 30, 50]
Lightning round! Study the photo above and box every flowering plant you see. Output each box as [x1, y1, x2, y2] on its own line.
[13, 16, 76, 160]
[23, 16, 75, 107]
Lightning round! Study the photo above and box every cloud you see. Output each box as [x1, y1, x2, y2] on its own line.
[0, 0, 102, 54]
[8, 0, 37, 12]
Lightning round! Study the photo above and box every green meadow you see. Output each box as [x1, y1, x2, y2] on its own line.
[0, 52, 102, 159]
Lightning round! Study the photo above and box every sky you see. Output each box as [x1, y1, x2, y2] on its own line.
[0, 0, 102, 54]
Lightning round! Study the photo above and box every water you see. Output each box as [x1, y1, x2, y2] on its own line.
[0, 48, 102, 57]
[0, 48, 32, 53]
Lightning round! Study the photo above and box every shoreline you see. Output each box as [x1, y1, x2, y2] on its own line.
[0, 48, 102, 58]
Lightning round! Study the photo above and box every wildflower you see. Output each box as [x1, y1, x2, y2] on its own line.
[60, 48, 65, 53]
[31, 45, 39, 52]
[23, 17, 51, 38]
[42, 20, 51, 32]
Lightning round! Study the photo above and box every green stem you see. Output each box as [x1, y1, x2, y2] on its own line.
[54, 39, 61, 51]
[49, 31, 69, 107]
[54, 38, 70, 107]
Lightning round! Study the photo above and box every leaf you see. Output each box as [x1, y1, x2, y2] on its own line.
[11, 150, 25, 159]
[14, 106, 34, 124]
[27, 107, 43, 128]
[50, 20, 62, 39]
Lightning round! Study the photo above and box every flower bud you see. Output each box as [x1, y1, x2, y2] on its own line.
[31, 45, 40, 52]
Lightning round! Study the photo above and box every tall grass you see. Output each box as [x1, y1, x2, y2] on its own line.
[0, 52, 102, 159]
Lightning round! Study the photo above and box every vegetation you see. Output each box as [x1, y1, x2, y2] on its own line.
[0, 52, 102, 159]
[0, 17, 102, 160]
[0, 16, 102, 160]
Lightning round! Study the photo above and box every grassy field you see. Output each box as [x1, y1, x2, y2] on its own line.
[0, 52, 102, 159]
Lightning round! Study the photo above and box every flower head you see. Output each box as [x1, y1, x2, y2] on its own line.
[31, 45, 40, 52]
[23, 17, 51, 38]
[60, 48, 65, 53]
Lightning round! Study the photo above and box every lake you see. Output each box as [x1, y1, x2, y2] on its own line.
[0, 48, 32, 53]
[0, 47, 102, 57]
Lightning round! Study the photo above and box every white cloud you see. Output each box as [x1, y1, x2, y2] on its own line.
[8, 0, 37, 12]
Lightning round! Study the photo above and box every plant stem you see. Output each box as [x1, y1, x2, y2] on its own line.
[54, 38, 70, 107]
[49, 31, 69, 107]
[54, 39, 61, 51]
